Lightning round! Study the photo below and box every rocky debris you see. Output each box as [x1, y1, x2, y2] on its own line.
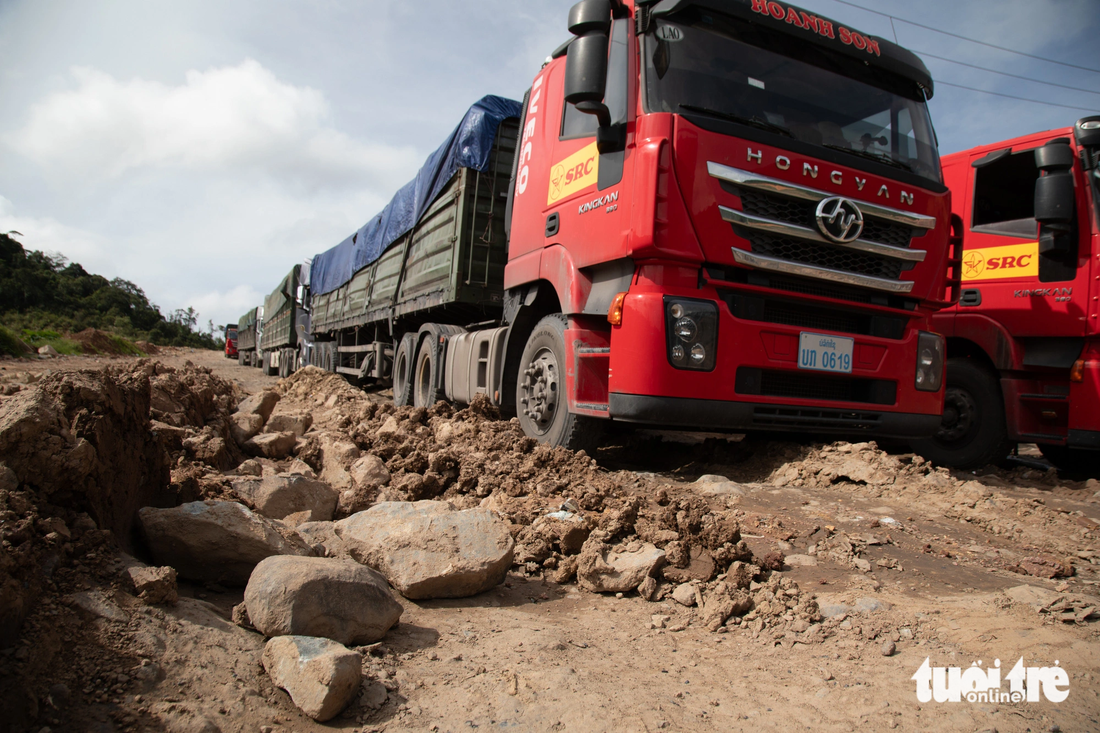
[337, 454, 392, 515]
[138, 500, 312, 584]
[662, 544, 717, 583]
[68, 590, 128, 623]
[244, 555, 403, 645]
[37, 344, 59, 357]
[785, 554, 817, 567]
[296, 521, 350, 559]
[126, 565, 178, 605]
[266, 412, 313, 436]
[1007, 555, 1075, 579]
[577, 536, 665, 594]
[262, 635, 362, 722]
[336, 501, 514, 599]
[694, 474, 744, 496]
[237, 390, 279, 425]
[514, 511, 593, 565]
[637, 575, 659, 601]
[231, 474, 338, 522]
[243, 431, 297, 460]
[1005, 585, 1100, 623]
[881, 640, 896, 656]
[0, 462, 16, 492]
[701, 590, 737, 631]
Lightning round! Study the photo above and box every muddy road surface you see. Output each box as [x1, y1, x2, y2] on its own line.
[0, 348, 1097, 732]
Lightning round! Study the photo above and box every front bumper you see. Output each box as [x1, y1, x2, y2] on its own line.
[610, 393, 941, 438]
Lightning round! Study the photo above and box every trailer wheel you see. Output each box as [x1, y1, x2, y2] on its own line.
[238, 350, 246, 367]
[263, 351, 278, 377]
[1038, 445, 1099, 478]
[393, 333, 417, 406]
[413, 337, 443, 408]
[911, 357, 1010, 470]
[516, 314, 602, 451]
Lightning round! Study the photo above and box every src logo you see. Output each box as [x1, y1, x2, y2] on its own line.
[815, 196, 864, 243]
[964, 251, 986, 277]
[550, 164, 567, 200]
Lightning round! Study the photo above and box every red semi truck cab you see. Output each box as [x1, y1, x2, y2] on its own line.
[917, 116, 1100, 472]
[502, 0, 955, 446]
[225, 324, 238, 359]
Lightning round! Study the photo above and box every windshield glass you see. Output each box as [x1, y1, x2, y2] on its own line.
[644, 9, 941, 185]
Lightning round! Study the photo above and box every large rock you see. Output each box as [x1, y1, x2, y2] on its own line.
[262, 635, 362, 722]
[266, 412, 313, 436]
[319, 435, 360, 490]
[232, 474, 338, 522]
[335, 501, 514, 599]
[244, 555, 402, 644]
[126, 565, 178, 605]
[577, 540, 665, 593]
[138, 501, 311, 584]
[350, 454, 390, 489]
[296, 521, 350, 559]
[243, 431, 297, 459]
[236, 390, 279, 425]
[230, 412, 264, 445]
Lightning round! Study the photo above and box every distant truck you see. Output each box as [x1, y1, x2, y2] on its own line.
[236, 307, 261, 367]
[299, 0, 956, 450]
[224, 324, 238, 359]
[260, 266, 302, 378]
[913, 115, 1100, 473]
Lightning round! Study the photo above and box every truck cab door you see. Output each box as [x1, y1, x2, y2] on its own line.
[960, 142, 1089, 339]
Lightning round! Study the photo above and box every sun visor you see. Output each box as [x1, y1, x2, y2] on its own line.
[649, 0, 934, 98]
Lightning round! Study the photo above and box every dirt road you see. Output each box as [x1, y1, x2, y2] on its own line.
[1, 348, 1097, 732]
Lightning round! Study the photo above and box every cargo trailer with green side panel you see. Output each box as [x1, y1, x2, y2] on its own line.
[260, 266, 301, 377]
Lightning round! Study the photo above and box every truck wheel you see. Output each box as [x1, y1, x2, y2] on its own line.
[911, 357, 1010, 470]
[263, 351, 278, 377]
[1039, 445, 1100, 478]
[516, 314, 602, 451]
[393, 333, 417, 406]
[413, 337, 442, 408]
[238, 350, 245, 367]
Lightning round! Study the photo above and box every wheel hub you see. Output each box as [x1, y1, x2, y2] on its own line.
[936, 386, 976, 443]
[519, 348, 559, 433]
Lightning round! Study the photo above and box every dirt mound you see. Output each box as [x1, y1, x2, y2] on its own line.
[134, 340, 159, 355]
[69, 329, 133, 356]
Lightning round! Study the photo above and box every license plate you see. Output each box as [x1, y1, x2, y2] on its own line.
[798, 332, 853, 374]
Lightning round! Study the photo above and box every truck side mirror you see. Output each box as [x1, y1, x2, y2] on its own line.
[564, 0, 611, 123]
[1034, 139, 1076, 255]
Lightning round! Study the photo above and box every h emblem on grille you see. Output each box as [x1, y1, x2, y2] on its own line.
[815, 197, 864, 244]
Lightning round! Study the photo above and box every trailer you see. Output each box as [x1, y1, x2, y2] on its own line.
[236, 307, 261, 367]
[260, 267, 301, 378]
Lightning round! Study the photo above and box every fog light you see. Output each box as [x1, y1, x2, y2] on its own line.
[690, 344, 706, 364]
[915, 331, 944, 392]
[670, 303, 684, 319]
[672, 345, 684, 361]
[675, 317, 697, 341]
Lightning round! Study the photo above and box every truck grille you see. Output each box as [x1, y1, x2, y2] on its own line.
[722, 292, 908, 339]
[708, 162, 935, 295]
[750, 232, 906, 280]
[751, 406, 881, 431]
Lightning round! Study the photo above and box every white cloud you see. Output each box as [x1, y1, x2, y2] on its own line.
[4, 59, 418, 189]
[188, 284, 266, 330]
[0, 194, 109, 268]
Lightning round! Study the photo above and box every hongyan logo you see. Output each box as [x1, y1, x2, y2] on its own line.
[961, 242, 1038, 282]
[912, 657, 1069, 703]
[548, 142, 599, 204]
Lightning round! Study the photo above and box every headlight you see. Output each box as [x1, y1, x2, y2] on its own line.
[915, 331, 944, 392]
[665, 297, 718, 371]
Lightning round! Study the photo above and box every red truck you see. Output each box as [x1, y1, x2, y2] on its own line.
[914, 116, 1100, 472]
[224, 324, 238, 359]
[306, 0, 957, 450]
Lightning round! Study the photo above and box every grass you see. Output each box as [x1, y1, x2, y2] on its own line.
[20, 329, 83, 355]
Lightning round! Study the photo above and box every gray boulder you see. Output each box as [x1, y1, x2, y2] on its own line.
[296, 521, 350, 559]
[244, 555, 402, 644]
[138, 501, 311, 585]
[262, 635, 362, 722]
[231, 474, 338, 522]
[230, 412, 264, 445]
[127, 565, 178, 605]
[266, 412, 313, 436]
[335, 501, 513, 599]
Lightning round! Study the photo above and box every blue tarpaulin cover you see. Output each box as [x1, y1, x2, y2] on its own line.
[309, 95, 522, 296]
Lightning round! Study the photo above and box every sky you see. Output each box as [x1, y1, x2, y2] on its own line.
[1, 0, 1098, 333]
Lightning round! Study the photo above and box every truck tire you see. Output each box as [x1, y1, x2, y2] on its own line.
[1038, 445, 1100, 478]
[238, 350, 245, 367]
[393, 333, 417, 407]
[263, 351, 278, 377]
[515, 314, 603, 451]
[413, 336, 443, 408]
[911, 357, 1011, 470]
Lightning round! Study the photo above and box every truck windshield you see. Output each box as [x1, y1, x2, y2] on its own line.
[644, 9, 941, 185]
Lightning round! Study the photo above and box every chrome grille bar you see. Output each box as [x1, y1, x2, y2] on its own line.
[731, 248, 916, 294]
[719, 206, 926, 262]
[708, 161, 936, 230]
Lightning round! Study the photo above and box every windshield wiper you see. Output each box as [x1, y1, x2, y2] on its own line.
[824, 143, 913, 172]
[678, 104, 792, 138]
